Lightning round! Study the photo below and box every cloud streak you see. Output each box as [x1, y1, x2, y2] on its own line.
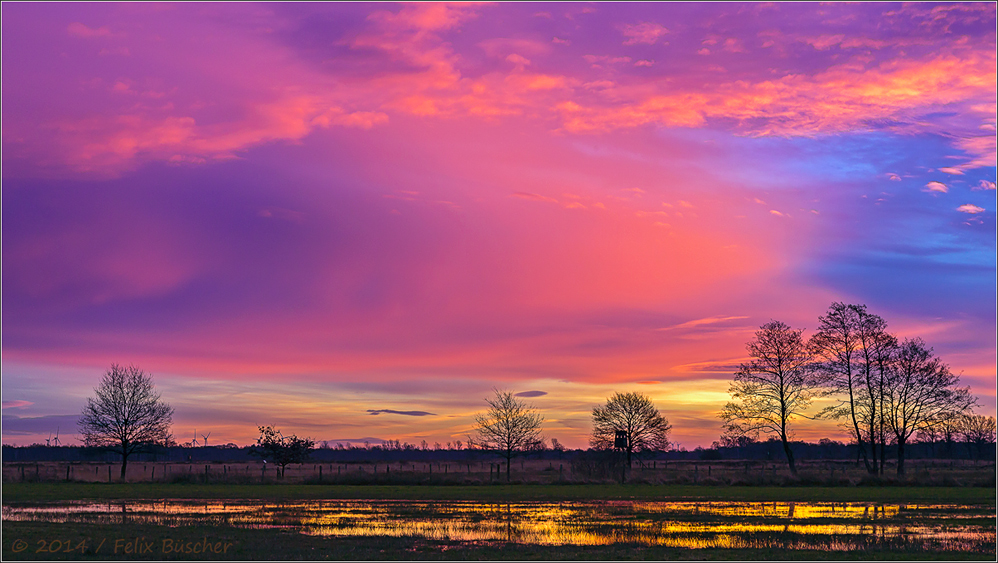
[367, 409, 437, 417]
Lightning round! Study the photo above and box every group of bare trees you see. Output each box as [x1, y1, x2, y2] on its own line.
[80, 325, 986, 484]
[721, 302, 983, 477]
[76, 366, 673, 483]
[470, 389, 672, 481]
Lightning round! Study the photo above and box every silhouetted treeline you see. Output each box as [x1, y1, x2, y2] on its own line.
[695, 437, 994, 462]
[3, 438, 992, 464]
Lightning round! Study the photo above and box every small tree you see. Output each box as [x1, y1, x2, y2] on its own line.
[472, 389, 544, 482]
[591, 392, 671, 469]
[720, 320, 821, 476]
[249, 426, 315, 477]
[78, 364, 174, 479]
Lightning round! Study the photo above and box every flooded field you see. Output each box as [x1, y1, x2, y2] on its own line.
[3, 499, 994, 555]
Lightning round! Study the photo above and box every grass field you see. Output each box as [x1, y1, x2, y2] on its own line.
[3, 482, 995, 504]
[4, 458, 994, 488]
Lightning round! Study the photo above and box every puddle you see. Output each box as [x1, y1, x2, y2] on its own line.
[3, 500, 994, 553]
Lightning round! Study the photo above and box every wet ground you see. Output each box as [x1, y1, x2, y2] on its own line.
[3, 499, 994, 554]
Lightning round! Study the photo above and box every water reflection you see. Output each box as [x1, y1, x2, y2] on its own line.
[3, 500, 993, 554]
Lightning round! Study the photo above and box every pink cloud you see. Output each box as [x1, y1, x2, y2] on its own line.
[957, 204, 985, 214]
[67, 22, 112, 38]
[2, 400, 33, 409]
[620, 22, 669, 46]
[6, 5, 993, 180]
[367, 3, 483, 32]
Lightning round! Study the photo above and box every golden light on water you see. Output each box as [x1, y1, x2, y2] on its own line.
[3, 500, 993, 553]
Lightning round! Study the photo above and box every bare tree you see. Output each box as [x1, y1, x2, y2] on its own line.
[720, 320, 820, 476]
[811, 303, 874, 474]
[591, 392, 671, 469]
[853, 309, 896, 476]
[884, 338, 975, 476]
[78, 364, 174, 479]
[472, 389, 543, 482]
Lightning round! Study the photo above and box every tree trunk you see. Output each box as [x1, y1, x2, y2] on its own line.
[506, 452, 511, 482]
[781, 434, 797, 476]
[896, 438, 906, 477]
[120, 456, 128, 480]
[847, 382, 873, 474]
[869, 419, 879, 476]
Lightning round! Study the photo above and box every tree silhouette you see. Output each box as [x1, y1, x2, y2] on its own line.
[811, 303, 875, 474]
[249, 426, 315, 477]
[591, 392, 671, 469]
[720, 320, 821, 476]
[78, 364, 174, 479]
[472, 389, 543, 482]
[853, 308, 895, 476]
[884, 338, 974, 476]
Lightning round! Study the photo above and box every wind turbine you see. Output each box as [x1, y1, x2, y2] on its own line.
[46, 432, 51, 447]
[52, 428, 61, 447]
[200, 431, 211, 447]
[189, 429, 199, 448]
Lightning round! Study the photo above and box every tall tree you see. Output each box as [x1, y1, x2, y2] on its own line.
[472, 389, 544, 482]
[720, 320, 820, 476]
[854, 308, 895, 476]
[811, 302, 873, 473]
[884, 338, 975, 476]
[591, 392, 671, 469]
[78, 364, 174, 479]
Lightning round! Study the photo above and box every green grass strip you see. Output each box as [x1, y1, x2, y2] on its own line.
[3, 483, 995, 504]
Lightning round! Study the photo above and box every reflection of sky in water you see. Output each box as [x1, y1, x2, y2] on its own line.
[3, 500, 994, 552]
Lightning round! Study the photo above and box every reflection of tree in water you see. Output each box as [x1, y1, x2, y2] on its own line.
[489, 503, 520, 543]
[505, 503, 513, 542]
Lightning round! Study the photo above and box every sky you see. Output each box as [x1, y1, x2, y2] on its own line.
[2, 2, 995, 450]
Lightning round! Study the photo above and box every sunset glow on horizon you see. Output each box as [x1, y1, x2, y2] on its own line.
[2, 2, 995, 449]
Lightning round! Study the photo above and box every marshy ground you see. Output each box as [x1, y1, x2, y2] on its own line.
[2, 480, 995, 560]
